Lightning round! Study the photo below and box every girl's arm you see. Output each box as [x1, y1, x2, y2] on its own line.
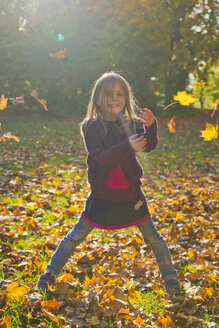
[135, 109, 159, 153]
[82, 120, 135, 166]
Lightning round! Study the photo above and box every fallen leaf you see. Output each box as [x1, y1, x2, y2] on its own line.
[6, 281, 29, 301]
[0, 315, 11, 328]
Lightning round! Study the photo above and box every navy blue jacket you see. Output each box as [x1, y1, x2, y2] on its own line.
[82, 115, 159, 199]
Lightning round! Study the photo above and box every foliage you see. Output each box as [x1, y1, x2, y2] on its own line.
[0, 115, 218, 327]
[0, 0, 218, 114]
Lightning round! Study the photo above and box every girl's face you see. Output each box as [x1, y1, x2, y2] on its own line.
[100, 82, 126, 121]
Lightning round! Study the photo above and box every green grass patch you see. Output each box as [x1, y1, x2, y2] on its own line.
[134, 291, 164, 315]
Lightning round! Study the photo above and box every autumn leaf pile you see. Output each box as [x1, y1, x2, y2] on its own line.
[0, 117, 218, 328]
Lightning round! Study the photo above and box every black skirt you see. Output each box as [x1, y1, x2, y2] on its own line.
[81, 190, 151, 230]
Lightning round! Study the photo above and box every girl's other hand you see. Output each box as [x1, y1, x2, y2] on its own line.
[139, 108, 155, 127]
[129, 134, 147, 152]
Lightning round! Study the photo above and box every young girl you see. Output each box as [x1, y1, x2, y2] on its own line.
[37, 71, 182, 298]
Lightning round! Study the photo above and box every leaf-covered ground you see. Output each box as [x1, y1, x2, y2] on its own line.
[0, 112, 218, 327]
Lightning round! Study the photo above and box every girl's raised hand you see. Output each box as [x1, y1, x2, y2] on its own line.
[129, 134, 147, 152]
[139, 108, 155, 127]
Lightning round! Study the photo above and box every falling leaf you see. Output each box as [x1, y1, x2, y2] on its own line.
[0, 132, 20, 142]
[0, 94, 8, 110]
[211, 99, 219, 118]
[201, 123, 218, 141]
[38, 99, 48, 111]
[134, 200, 143, 210]
[167, 116, 176, 134]
[6, 281, 29, 301]
[174, 91, 198, 106]
[49, 48, 66, 59]
[196, 82, 206, 87]
[30, 90, 48, 111]
[9, 94, 24, 105]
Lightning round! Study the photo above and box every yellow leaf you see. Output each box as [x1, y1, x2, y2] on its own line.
[69, 204, 78, 212]
[175, 212, 183, 222]
[6, 281, 29, 301]
[44, 246, 52, 256]
[188, 249, 196, 258]
[0, 94, 8, 110]
[83, 275, 97, 289]
[127, 289, 141, 307]
[174, 91, 197, 106]
[148, 203, 156, 214]
[56, 272, 74, 283]
[204, 287, 215, 297]
[201, 123, 218, 141]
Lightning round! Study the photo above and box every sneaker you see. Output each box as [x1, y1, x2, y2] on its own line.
[36, 272, 56, 291]
[164, 278, 182, 298]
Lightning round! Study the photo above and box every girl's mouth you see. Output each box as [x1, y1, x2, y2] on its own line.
[108, 104, 120, 110]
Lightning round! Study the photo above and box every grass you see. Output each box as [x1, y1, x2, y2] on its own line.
[138, 291, 164, 315]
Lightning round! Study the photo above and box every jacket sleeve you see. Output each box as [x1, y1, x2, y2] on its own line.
[135, 118, 159, 153]
[82, 120, 135, 166]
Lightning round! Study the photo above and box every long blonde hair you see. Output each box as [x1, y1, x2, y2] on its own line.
[80, 71, 139, 135]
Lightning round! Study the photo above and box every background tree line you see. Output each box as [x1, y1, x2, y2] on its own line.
[0, 0, 218, 117]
